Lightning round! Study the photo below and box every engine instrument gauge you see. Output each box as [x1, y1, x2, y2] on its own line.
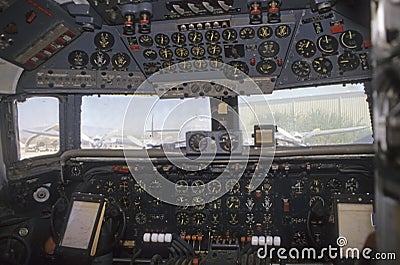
[178, 60, 192, 71]
[257, 26, 272, 39]
[345, 177, 359, 193]
[135, 212, 147, 224]
[104, 180, 116, 193]
[162, 61, 175, 71]
[340, 30, 363, 50]
[275, 25, 291, 38]
[310, 179, 323, 193]
[256, 60, 277, 75]
[143, 49, 157, 60]
[192, 180, 205, 194]
[226, 179, 240, 194]
[317, 35, 339, 54]
[188, 31, 203, 44]
[295, 39, 316, 58]
[226, 196, 240, 209]
[90, 51, 110, 69]
[155, 33, 170, 46]
[227, 61, 249, 77]
[222, 29, 238, 42]
[208, 180, 222, 194]
[207, 44, 222, 56]
[292, 61, 311, 77]
[176, 212, 190, 226]
[240, 27, 255, 40]
[138, 35, 153, 47]
[111, 52, 130, 70]
[175, 47, 189, 58]
[258, 41, 279, 58]
[159, 48, 173, 60]
[205, 30, 220, 43]
[68, 50, 88, 68]
[188, 133, 207, 152]
[338, 52, 360, 71]
[191, 45, 205, 57]
[175, 180, 189, 193]
[94, 31, 114, 51]
[171, 32, 186, 45]
[208, 199, 222, 210]
[312, 57, 333, 75]
[192, 212, 206, 226]
[193, 59, 207, 69]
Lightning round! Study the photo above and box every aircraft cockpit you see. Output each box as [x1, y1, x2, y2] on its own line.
[0, 0, 398, 264]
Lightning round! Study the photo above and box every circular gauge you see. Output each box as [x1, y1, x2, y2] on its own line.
[227, 61, 249, 79]
[193, 212, 207, 226]
[191, 45, 206, 57]
[208, 180, 222, 194]
[143, 49, 157, 60]
[192, 179, 205, 194]
[208, 199, 222, 210]
[94, 31, 115, 51]
[135, 212, 147, 224]
[226, 179, 240, 194]
[119, 196, 131, 209]
[257, 26, 272, 39]
[68, 50, 88, 68]
[226, 196, 240, 209]
[188, 31, 203, 44]
[119, 181, 130, 193]
[207, 44, 222, 56]
[258, 40, 279, 57]
[312, 57, 333, 75]
[338, 52, 360, 71]
[345, 177, 359, 193]
[328, 178, 342, 192]
[144, 63, 160, 75]
[138, 35, 153, 47]
[112, 52, 130, 70]
[192, 196, 204, 205]
[317, 35, 339, 54]
[256, 60, 277, 75]
[176, 212, 190, 226]
[310, 179, 323, 193]
[175, 47, 189, 58]
[275, 25, 291, 38]
[194, 59, 207, 69]
[205, 30, 220, 43]
[155, 33, 170, 46]
[240, 27, 255, 40]
[222, 28, 238, 42]
[188, 133, 207, 152]
[292, 60, 311, 77]
[295, 39, 317, 58]
[163, 61, 175, 71]
[262, 179, 272, 193]
[309, 196, 325, 207]
[219, 132, 239, 151]
[171, 32, 186, 45]
[175, 180, 189, 193]
[292, 180, 305, 194]
[340, 30, 363, 50]
[90, 51, 110, 69]
[178, 60, 192, 71]
[210, 57, 223, 68]
[159, 48, 173, 60]
[104, 180, 116, 193]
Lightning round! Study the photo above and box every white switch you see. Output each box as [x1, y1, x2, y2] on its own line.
[251, 236, 259, 246]
[165, 233, 172, 243]
[273, 236, 281, 246]
[158, 233, 165, 243]
[143, 233, 151, 243]
[266, 236, 273, 246]
[258, 236, 266, 245]
[151, 233, 159, 243]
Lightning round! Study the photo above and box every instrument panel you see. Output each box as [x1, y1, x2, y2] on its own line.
[13, 6, 372, 94]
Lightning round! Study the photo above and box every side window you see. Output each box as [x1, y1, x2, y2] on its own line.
[17, 97, 59, 159]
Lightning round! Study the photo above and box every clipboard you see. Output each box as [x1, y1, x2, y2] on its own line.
[57, 192, 107, 257]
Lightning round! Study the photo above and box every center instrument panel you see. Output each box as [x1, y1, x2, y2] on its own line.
[5, 152, 374, 264]
[10, 0, 371, 94]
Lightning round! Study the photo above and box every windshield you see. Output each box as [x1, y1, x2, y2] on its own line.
[80, 83, 372, 149]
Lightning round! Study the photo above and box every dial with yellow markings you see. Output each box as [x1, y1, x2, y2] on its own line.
[257, 26, 272, 39]
[275, 25, 291, 38]
[205, 30, 220, 43]
[295, 39, 316, 58]
[175, 47, 189, 58]
[171, 32, 186, 45]
[207, 44, 222, 56]
[317, 35, 339, 54]
[159, 48, 173, 60]
[222, 28, 238, 42]
[188, 31, 203, 44]
[155, 33, 170, 46]
[226, 196, 240, 209]
[191, 45, 206, 57]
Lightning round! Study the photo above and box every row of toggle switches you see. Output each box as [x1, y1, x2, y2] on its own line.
[251, 235, 281, 246]
[143, 233, 173, 243]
